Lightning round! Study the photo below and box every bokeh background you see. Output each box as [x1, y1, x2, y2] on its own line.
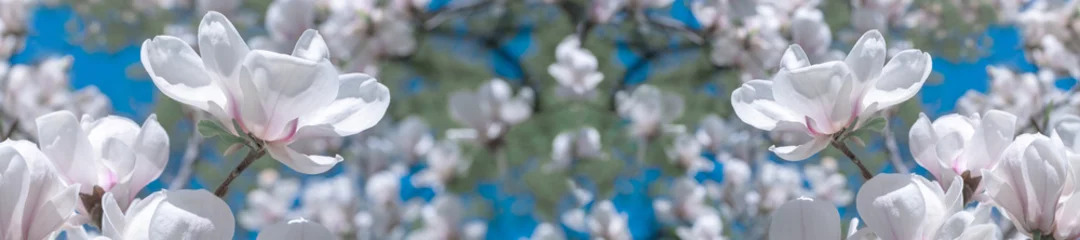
[0, 0, 1064, 239]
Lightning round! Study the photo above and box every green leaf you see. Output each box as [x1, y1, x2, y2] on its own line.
[860, 116, 888, 133]
[197, 120, 247, 146]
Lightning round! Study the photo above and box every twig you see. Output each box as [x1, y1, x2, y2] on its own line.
[214, 146, 266, 198]
[169, 126, 203, 190]
[881, 115, 909, 174]
[830, 136, 874, 180]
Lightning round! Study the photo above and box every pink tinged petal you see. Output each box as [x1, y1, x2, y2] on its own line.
[238, 50, 340, 141]
[1056, 194, 1080, 239]
[943, 175, 964, 214]
[956, 225, 1002, 240]
[844, 30, 886, 87]
[730, 80, 800, 131]
[860, 50, 932, 111]
[291, 29, 329, 61]
[267, 141, 342, 175]
[856, 174, 945, 240]
[771, 62, 856, 135]
[35, 111, 98, 193]
[101, 192, 125, 238]
[198, 11, 250, 99]
[780, 45, 810, 70]
[1051, 114, 1080, 151]
[768, 121, 830, 161]
[256, 218, 334, 240]
[296, 73, 390, 137]
[127, 114, 170, 197]
[100, 138, 135, 191]
[963, 110, 1017, 175]
[140, 36, 227, 112]
[23, 168, 79, 240]
[149, 189, 235, 239]
[931, 114, 975, 172]
[767, 197, 841, 240]
[986, 134, 1068, 233]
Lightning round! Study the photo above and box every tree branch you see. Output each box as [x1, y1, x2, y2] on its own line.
[214, 145, 266, 198]
[831, 136, 874, 180]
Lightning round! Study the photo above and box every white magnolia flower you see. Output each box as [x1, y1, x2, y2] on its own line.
[654, 177, 716, 224]
[676, 214, 724, 240]
[407, 195, 486, 240]
[803, 157, 854, 206]
[909, 110, 1016, 196]
[590, 0, 623, 23]
[850, 0, 913, 32]
[855, 173, 1003, 240]
[667, 133, 715, 175]
[355, 171, 416, 240]
[1, 57, 112, 136]
[757, 161, 804, 210]
[984, 133, 1069, 236]
[196, 0, 241, 14]
[68, 189, 235, 240]
[549, 35, 603, 98]
[768, 197, 841, 240]
[615, 84, 684, 139]
[731, 30, 932, 160]
[1050, 114, 1080, 240]
[142, 11, 391, 174]
[790, 7, 832, 62]
[527, 222, 566, 240]
[412, 140, 468, 191]
[1032, 35, 1080, 78]
[300, 175, 356, 235]
[365, 170, 401, 206]
[0, 0, 33, 34]
[256, 218, 334, 240]
[261, 0, 316, 52]
[695, 114, 732, 152]
[0, 140, 80, 240]
[393, 116, 435, 164]
[238, 169, 301, 230]
[586, 201, 632, 240]
[35, 110, 168, 213]
[550, 127, 603, 170]
[449, 79, 533, 144]
[955, 67, 1055, 124]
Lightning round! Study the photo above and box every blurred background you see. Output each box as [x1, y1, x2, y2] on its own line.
[0, 0, 1065, 239]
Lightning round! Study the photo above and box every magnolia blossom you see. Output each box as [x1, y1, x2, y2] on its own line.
[667, 133, 715, 175]
[238, 169, 301, 230]
[984, 133, 1069, 236]
[1050, 115, 1080, 239]
[196, 0, 241, 14]
[790, 7, 833, 62]
[35, 111, 168, 215]
[803, 157, 854, 206]
[549, 35, 603, 98]
[731, 30, 932, 160]
[768, 197, 841, 240]
[854, 174, 1000, 240]
[0, 140, 79, 240]
[586, 201, 632, 240]
[850, 0, 913, 32]
[1, 57, 112, 136]
[300, 175, 356, 235]
[909, 110, 1016, 196]
[448, 79, 533, 144]
[757, 161, 804, 210]
[142, 11, 391, 174]
[412, 141, 468, 191]
[954, 67, 1057, 123]
[67, 189, 235, 239]
[676, 214, 724, 240]
[256, 218, 334, 240]
[407, 195, 487, 240]
[654, 177, 716, 224]
[319, 4, 418, 75]
[527, 222, 566, 240]
[392, 116, 435, 164]
[550, 127, 603, 170]
[0, 0, 34, 34]
[256, 0, 316, 52]
[615, 84, 684, 139]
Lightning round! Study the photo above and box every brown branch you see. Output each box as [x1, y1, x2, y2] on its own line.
[831, 136, 874, 180]
[214, 146, 266, 198]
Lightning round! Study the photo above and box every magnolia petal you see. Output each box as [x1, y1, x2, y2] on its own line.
[931, 114, 975, 171]
[767, 197, 841, 240]
[198, 11, 250, 97]
[35, 111, 97, 193]
[780, 45, 810, 70]
[1051, 114, 1080, 151]
[267, 142, 342, 174]
[238, 50, 339, 141]
[292, 29, 329, 61]
[296, 73, 389, 137]
[149, 189, 235, 239]
[101, 138, 135, 189]
[128, 114, 170, 200]
[101, 192, 125, 238]
[856, 174, 938, 240]
[861, 50, 932, 111]
[909, 113, 946, 178]
[0, 147, 29, 237]
[768, 121, 830, 161]
[730, 80, 800, 131]
[956, 225, 1002, 240]
[772, 62, 856, 134]
[845, 30, 886, 84]
[448, 91, 488, 130]
[256, 218, 334, 240]
[963, 110, 1016, 175]
[24, 175, 78, 240]
[122, 191, 167, 240]
[141, 36, 226, 111]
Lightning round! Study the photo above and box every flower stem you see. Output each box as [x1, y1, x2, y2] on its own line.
[214, 146, 266, 198]
[830, 138, 873, 180]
